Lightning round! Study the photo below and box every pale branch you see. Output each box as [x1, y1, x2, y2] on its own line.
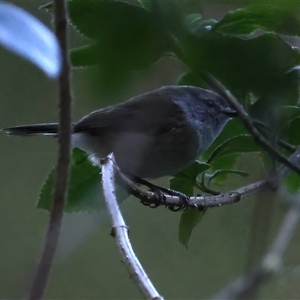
[203, 74, 300, 176]
[28, 1, 72, 299]
[101, 154, 164, 300]
[210, 204, 300, 300]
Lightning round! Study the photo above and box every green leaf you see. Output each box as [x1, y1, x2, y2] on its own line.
[68, 0, 168, 70]
[204, 156, 239, 186]
[179, 208, 206, 248]
[169, 177, 194, 196]
[173, 160, 211, 182]
[212, 4, 300, 36]
[285, 117, 300, 146]
[202, 118, 247, 161]
[39, 2, 53, 12]
[68, 0, 170, 94]
[70, 44, 100, 68]
[177, 71, 209, 88]
[184, 13, 217, 36]
[249, 72, 300, 126]
[285, 171, 300, 194]
[280, 106, 300, 127]
[169, 161, 210, 196]
[181, 32, 299, 97]
[206, 169, 249, 186]
[138, 0, 152, 11]
[38, 148, 128, 212]
[207, 134, 260, 164]
[38, 167, 55, 211]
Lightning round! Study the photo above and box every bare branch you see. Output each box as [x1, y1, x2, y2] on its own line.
[208, 148, 300, 299]
[203, 74, 300, 176]
[101, 154, 164, 300]
[113, 147, 300, 211]
[210, 204, 300, 300]
[28, 1, 72, 299]
[116, 167, 264, 208]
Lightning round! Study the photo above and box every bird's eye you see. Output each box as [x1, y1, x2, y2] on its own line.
[207, 100, 214, 107]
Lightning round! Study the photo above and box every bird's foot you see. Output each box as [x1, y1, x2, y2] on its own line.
[140, 186, 166, 208]
[164, 189, 190, 212]
[127, 174, 190, 211]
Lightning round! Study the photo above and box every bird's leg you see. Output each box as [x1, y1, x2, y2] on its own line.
[127, 174, 190, 211]
[127, 175, 166, 208]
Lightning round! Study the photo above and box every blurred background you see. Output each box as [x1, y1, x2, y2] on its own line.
[0, 1, 299, 299]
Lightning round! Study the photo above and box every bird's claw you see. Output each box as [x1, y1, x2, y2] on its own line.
[134, 176, 190, 211]
[165, 193, 190, 212]
[140, 187, 166, 208]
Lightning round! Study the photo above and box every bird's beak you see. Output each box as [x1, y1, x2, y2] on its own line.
[221, 107, 238, 117]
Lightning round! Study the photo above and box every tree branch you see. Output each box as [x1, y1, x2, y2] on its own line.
[210, 204, 300, 300]
[116, 168, 261, 208]
[101, 154, 164, 300]
[28, 1, 72, 299]
[112, 147, 300, 210]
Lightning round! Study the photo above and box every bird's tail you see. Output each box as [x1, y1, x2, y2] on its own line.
[2, 123, 59, 136]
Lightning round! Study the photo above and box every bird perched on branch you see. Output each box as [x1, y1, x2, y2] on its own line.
[3, 85, 236, 178]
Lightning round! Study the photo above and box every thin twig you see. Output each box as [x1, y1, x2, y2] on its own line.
[28, 1, 72, 299]
[114, 147, 300, 210]
[253, 120, 296, 153]
[202, 74, 300, 176]
[112, 154, 265, 207]
[210, 204, 300, 300]
[101, 154, 164, 300]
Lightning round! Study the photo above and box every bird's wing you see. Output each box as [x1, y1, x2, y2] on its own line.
[74, 88, 186, 135]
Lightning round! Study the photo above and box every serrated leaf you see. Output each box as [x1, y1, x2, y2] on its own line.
[68, 0, 168, 70]
[38, 148, 128, 212]
[207, 134, 260, 164]
[39, 2, 53, 13]
[39, 167, 56, 211]
[182, 32, 299, 97]
[179, 208, 206, 248]
[67, 0, 170, 94]
[69, 0, 156, 40]
[212, 4, 300, 36]
[0, 2, 60, 77]
[206, 169, 249, 186]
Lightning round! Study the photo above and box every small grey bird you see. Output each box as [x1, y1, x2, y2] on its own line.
[3, 85, 236, 178]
